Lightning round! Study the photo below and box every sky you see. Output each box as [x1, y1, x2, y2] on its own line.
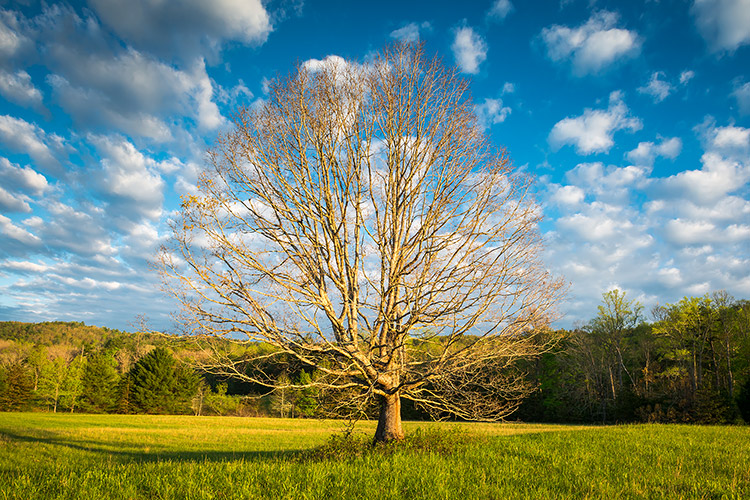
[0, 0, 748, 331]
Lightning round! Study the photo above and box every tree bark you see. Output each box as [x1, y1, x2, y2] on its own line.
[374, 393, 404, 443]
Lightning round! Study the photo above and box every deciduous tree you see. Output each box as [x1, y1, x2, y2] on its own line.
[160, 43, 564, 442]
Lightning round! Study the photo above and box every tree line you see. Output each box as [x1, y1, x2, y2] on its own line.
[517, 290, 750, 424]
[1, 289, 749, 424]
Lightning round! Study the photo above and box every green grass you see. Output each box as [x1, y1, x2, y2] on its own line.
[0, 413, 748, 499]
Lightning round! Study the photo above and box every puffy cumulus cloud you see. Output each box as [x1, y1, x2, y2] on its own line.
[475, 97, 511, 129]
[549, 184, 585, 206]
[564, 162, 651, 204]
[691, 0, 750, 52]
[660, 153, 747, 206]
[89, 135, 166, 222]
[0, 158, 49, 213]
[663, 218, 719, 245]
[698, 121, 750, 157]
[0, 187, 30, 212]
[733, 82, 750, 114]
[0, 10, 32, 64]
[542, 120, 750, 325]
[46, 47, 223, 139]
[87, 0, 272, 61]
[488, 0, 514, 21]
[0, 115, 62, 170]
[540, 11, 640, 76]
[0, 69, 44, 111]
[21, 200, 116, 259]
[637, 72, 674, 103]
[451, 26, 487, 75]
[301, 55, 351, 74]
[549, 91, 642, 154]
[626, 137, 682, 166]
[0, 6, 224, 141]
[389, 22, 431, 43]
[0, 214, 41, 247]
[556, 206, 631, 242]
[0, 158, 48, 195]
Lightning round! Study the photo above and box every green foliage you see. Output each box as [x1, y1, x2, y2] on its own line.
[79, 353, 120, 413]
[295, 371, 318, 417]
[129, 348, 199, 414]
[0, 362, 34, 411]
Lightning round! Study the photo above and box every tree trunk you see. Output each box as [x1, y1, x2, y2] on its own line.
[374, 393, 404, 443]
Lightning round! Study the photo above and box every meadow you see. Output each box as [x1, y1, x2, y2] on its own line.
[0, 413, 748, 500]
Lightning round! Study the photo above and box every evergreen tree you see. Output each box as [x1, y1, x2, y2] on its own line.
[0, 362, 34, 411]
[295, 371, 317, 417]
[129, 348, 199, 414]
[79, 353, 119, 413]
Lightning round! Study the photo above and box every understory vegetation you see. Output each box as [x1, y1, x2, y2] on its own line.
[1, 290, 749, 424]
[0, 413, 747, 499]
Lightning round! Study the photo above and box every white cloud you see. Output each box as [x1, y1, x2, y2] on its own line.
[0, 115, 60, 170]
[680, 70, 695, 84]
[549, 91, 642, 154]
[88, 0, 272, 61]
[0, 70, 44, 111]
[702, 122, 750, 156]
[488, 0, 514, 21]
[452, 26, 487, 75]
[0, 214, 41, 246]
[0, 158, 48, 213]
[502, 82, 515, 94]
[733, 82, 750, 114]
[0, 158, 48, 195]
[550, 184, 585, 205]
[0, 186, 30, 212]
[302, 55, 352, 74]
[657, 137, 684, 159]
[661, 151, 749, 205]
[46, 49, 223, 139]
[0, 260, 51, 273]
[90, 135, 166, 221]
[540, 11, 640, 75]
[565, 162, 651, 204]
[0, 10, 32, 62]
[626, 137, 682, 166]
[664, 218, 718, 245]
[475, 97, 511, 129]
[638, 72, 674, 103]
[691, 0, 750, 52]
[389, 22, 431, 42]
[544, 119, 750, 325]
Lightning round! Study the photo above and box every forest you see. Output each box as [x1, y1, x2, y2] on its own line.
[1, 289, 749, 424]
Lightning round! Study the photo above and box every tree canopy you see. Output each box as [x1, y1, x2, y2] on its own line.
[159, 43, 564, 441]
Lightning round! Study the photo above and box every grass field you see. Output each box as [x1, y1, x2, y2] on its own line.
[0, 413, 748, 499]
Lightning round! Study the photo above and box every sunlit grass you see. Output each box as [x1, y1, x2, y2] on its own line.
[1, 413, 748, 499]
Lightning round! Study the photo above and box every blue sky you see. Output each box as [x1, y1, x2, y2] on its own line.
[0, 0, 749, 330]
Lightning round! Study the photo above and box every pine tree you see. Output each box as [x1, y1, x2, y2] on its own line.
[79, 353, 119, 413]
[0, 362, 34, 411]
[129, 348, 199, 414]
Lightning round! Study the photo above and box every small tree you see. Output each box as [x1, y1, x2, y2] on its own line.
[129, 348, 200, 414]
[160, 43, 564, 442]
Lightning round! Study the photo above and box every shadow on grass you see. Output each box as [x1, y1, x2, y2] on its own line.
[0, 429, 302, 463]
[0, 426, 481, 464]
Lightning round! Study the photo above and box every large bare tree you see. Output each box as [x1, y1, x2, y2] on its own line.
[160, 44, 564, 442]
